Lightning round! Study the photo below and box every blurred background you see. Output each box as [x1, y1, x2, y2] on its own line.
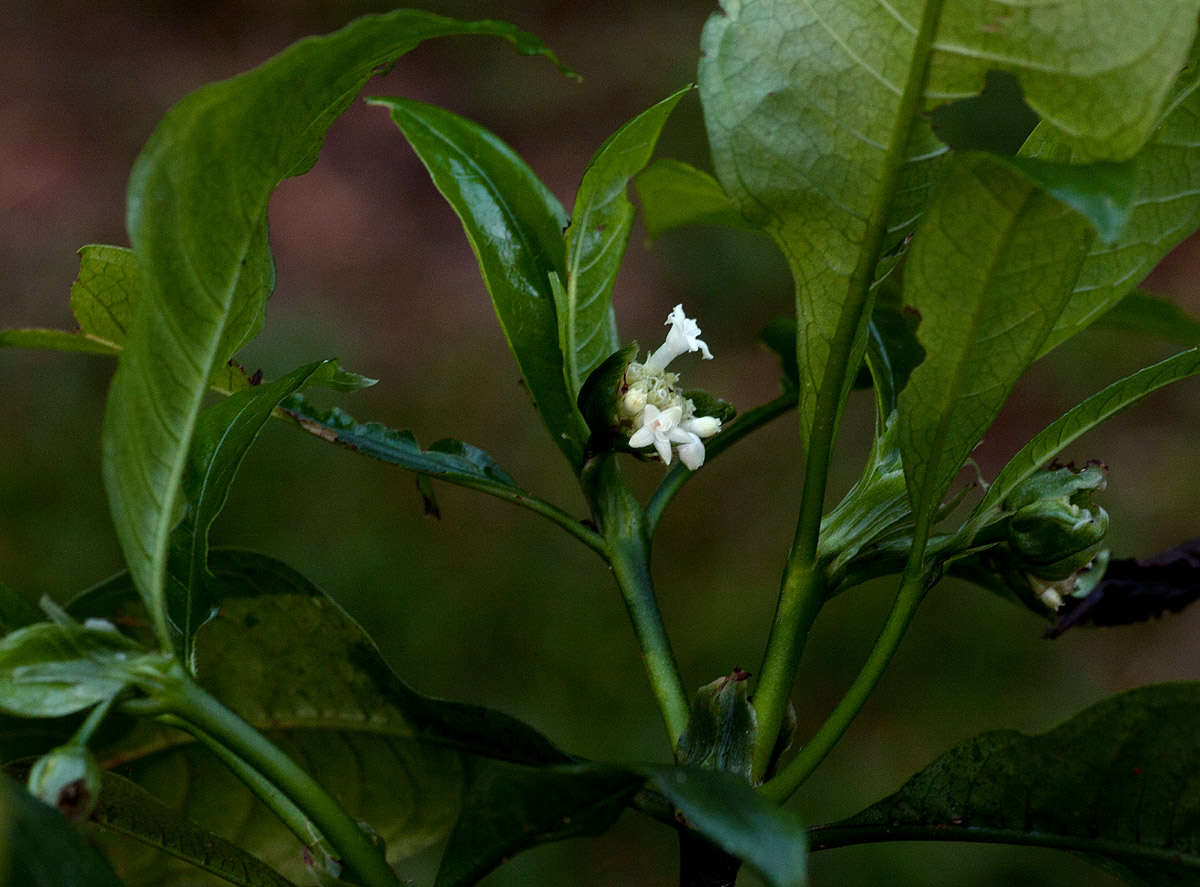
[4, 2, 1200, 885]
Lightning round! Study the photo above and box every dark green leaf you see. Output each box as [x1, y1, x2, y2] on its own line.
[560, 87, 690, 394]
[928, 70, 1039, 155]
[898, 155, 1091, 530]
[434, 760, 641, 887]
[280, 393, 518, 492]
[1002, 156, 1138, 243]
[677, 672, 756, 782]
[758, 318, 798, 392]
[68, 550, 570, 885]
[89, 771, 297, 887]
[647, 767, 807, 887]
[812, 683, 1200, 885]
[169, 361, 345, 664]
[576, 342, 639, 439]
[1093, 290, 1200, 346]
[371, 95, 589, 469]
[634, 158, 758, 237]
[0, 771, 125, 887]
[865, 295, 924, 420]
[102, 10, 569, 649]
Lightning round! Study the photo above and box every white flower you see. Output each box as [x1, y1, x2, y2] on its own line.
[681, 414, 721, 439]
[628, 403, 685, 464]
[644, 304, 713, 373]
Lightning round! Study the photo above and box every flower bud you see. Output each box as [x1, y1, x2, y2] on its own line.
[28, 743, 101, 821]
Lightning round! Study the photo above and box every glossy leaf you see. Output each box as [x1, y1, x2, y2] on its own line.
[434, 760, 642, 887]
[559, 86, 689, 395]
[897, 155, 1091, 528]
[698, 0, 1197, 453]
[101, 11, 569, 651]
[634, 158, 757, 236]
[67, 550, 570, 885]
[0, 771, 126, 887]
[970, 348, 1200, 524]
[647, 767, 807, 887]
[812, 683, 1200, 884]
[372, 96, 590, 469]
[169, 361, 342, 665]
[1093, 290, 1200, 346]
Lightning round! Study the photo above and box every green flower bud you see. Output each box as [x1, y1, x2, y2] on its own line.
[1009, 498, 1109, 579]
[27, 743, 101, 821]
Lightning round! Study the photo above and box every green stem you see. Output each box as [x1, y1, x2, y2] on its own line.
[586, 454, 690, 748]
[646, 392, 796, 534]
[749, 0, 948, 784]
[156, 714, 321, 857]
[157, 669, 402, 887]
[761, 555, 929, 803]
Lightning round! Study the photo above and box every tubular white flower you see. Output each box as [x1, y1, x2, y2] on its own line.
[644, 303, 713, 373]
[674, 431, 706, 470]
[681, 414, 721, 439]
[628, 403, 684, 464]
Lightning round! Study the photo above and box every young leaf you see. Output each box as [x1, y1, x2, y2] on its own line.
[634, 158, 758, 236]
[70, 244, 139, 349]
[0, 771, 126, 887]
[88, 771, 298, 887]
[559, 86, 690, 394]
[1093, 290, 1200, 346]
[67, 550, 572, 885]
[811, 683, 1200, 884]
[646, 767, 807, 887]
[970, 348, 1200, 523]
[434, 760, 642, 887]
[371, 96, 590, 470]
[169, 360, 343, 665]
[897, 155, 1092, 529]
[101, 10, 571, 650]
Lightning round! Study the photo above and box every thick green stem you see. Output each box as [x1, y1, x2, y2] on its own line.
[159, 669, 402, 887]
[586, 454, 690, 748]
[761, 556, 928, 803]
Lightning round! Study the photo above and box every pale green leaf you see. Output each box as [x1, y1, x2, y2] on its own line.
[634, 158, 757, 236]
[371, 96, 590, 469]
[70, 244, 139, 348]
[969, 348, 1200, 525]
[897, 155, 1091, 526]
[812, 683, 1200, 885]
[560, 87, 690, 393]
[0, 329, 119, 356]
[101, 9, 569, 649]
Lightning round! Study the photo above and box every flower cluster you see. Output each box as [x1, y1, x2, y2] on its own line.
[621, 305, 721, 470]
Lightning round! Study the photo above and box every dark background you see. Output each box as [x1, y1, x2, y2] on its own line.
[4, 2, 1199, 884]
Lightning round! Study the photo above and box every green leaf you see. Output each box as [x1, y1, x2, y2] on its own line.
[0, 620, 153, 718]
[928, 70, 1039, 155]
[0, 329, 119, 356]
[68, 550, 570, 885]
[968, 348, 1200, 526]
[559, 87, 690, 395]
[371, 95, 590, 469]
[812, 683, 1200, 884]
[576, 342, 639, 440]
[1002, 156, 1137, 244]
[70, 244, 139, 348]
[0, 771, 126, 887]
[434, 760, 641, 887]
[634, 158, 758, 237]
[101, 11, 570, 652]
[169, 361, 341, 665]
[677, 672, 757, 782]
[897, 155, 1091, 529]
[1040, 74, 1200, 353]
[1093, 290, 1200, 346]
[647, 767, 807, 887]
[698, 0, 1198, 453]
[89, 771, 297, 887]
[279, 393, 518, 492]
